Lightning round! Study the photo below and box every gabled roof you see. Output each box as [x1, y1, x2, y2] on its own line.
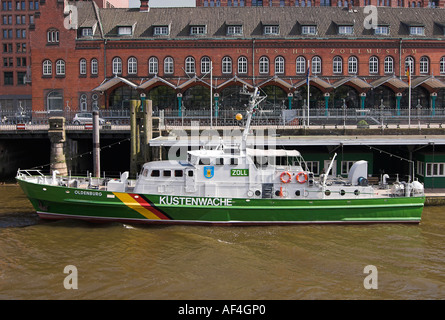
[73, 3, 445, 40]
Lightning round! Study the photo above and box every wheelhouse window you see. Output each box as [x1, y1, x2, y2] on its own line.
[151, 170, 160, 177]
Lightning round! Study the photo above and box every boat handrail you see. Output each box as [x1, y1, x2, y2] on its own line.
[17, 169, 45, 178]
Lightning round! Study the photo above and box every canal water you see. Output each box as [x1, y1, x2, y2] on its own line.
[0, 185, 444, 300]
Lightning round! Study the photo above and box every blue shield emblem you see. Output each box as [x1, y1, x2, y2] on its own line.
[203, 166, 214, 179]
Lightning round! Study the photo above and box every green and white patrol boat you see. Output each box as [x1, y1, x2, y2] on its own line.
[16, 88, 425, 225]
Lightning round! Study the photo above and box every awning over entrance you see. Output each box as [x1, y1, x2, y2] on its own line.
[370, 76, 408, 91]
[217, 75, 254, 90]
[411, 76, 445, 91]
[332, 76, 372, 91]
[295, 76, 333, 91]
[138, 76, 177, 90]
[92, 75, 138, 92]
[258, 76, 293, 90]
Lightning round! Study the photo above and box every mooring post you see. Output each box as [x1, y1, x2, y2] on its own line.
[130, 100, 138, 177]
[48, 117, 68, 176]
[93, 110, 100, 178]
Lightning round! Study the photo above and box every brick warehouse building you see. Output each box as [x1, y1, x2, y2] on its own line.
[0, 0, 128, 115]
[29, 0, 445, 119]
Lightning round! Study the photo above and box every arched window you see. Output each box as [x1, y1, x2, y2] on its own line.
[275, 56, 285, 74]
[92, 93, 99, 110]
[369, 56, 378, 74]
[80, 94, 88, 111]
[112, 57, 122, 75]
[275, 56, 286, 74]
[56, 59, 65, 76]
[164, 57, 174, 74]
[333, 56, 342, 74]
[259, 56, 269, 74]
[91, 58, 98, 75]
[440, 56, 445, 74]
[201, 56, 211, 74]
[79, 58, 87, 75]
[420, 56, 429, 74]
[185, 56, 195, 74]
[222, 56, 232, 74]
[312, 56, 321, 74]
[42, 59, 52, 76]
[47, 28, 59, 43]
[296, 56, 306, 74]
[348, 56, 358, 74]
[384, 56, 394, 74]
[238, 56, 247, 74]
[47, 91, 63, 111]
[128, 57, 137, 74]
[149, 57, 158, 74]
[405, 56, 415, 75]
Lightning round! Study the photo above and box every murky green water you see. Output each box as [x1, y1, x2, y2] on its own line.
[0, 185, 444, 300]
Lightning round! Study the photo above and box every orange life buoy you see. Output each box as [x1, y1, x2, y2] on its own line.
[280, 171, 292, 183]
[296, 171, 308, 184]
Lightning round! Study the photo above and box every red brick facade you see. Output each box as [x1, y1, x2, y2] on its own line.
[29, 2, 445, 114]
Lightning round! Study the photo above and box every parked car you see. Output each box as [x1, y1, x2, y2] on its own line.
[72, 113, 105, 125]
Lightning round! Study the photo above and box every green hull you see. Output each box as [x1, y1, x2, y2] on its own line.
[17, 178, 425, 225]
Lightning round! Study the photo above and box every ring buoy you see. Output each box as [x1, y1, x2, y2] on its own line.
[296, 171, 308, 184]
[280, 171, 292, 183]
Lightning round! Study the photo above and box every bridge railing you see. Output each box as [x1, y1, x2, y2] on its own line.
[1, 107, 445, 129]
